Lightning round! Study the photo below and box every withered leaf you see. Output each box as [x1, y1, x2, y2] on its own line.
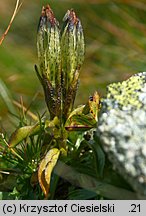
[38, 148, 60, 197]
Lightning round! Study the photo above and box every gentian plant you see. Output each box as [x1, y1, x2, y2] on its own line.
[0, 5, 101, 199]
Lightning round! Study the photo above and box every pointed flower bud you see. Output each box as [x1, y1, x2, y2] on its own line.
[36, 5, 61, 119]
[37, 5, 61, 87]
[36, 5, 85, 122]
[61, 9, 85, 119]
[61, 9, 84, 85]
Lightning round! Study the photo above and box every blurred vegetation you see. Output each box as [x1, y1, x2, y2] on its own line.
[1, 0, 146, 200]
[1, 0, 146, 132]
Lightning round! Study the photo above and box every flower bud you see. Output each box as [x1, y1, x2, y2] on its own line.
[36, 6, 85, 122]
[36, 5, 61, 119]
[61, 9, 85, 119]
[37, 5, 61, 84]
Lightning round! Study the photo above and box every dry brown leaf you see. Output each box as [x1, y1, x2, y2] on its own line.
[38, 148, 60, 197]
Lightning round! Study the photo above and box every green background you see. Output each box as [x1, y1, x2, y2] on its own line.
[1, 0, 146, 132]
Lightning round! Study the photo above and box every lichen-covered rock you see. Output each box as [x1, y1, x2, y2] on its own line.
[97, 72, 146, 197]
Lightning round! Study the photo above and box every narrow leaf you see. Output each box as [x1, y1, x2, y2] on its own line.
[0, 79, 16, 115]
[90, 141, 105, 178]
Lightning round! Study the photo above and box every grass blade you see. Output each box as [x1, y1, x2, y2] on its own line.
[0, 79, 16, 115]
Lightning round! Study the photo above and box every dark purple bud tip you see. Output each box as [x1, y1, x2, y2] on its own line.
[76, 19, 83, 33]
[45, 5, 58, 27]
[38, 5, 58, 31]
[63, 9, 78, 24]
[38, 6, 47, 31]
[63, 9, 79, 31]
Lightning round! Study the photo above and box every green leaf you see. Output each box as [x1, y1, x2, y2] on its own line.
[9, 124, 40, 147]
[68, 188, 97, 200]
[65, 114, 97, 131]
[67, 105, 85, 117]
[89, 134, 105, 178]
[65, 91, 100, 131]
[0, 173, 17, 193]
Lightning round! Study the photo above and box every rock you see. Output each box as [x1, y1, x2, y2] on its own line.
[97, 72, 146, 196]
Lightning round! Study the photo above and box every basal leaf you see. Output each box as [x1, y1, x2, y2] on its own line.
[38, 148, 60, 198]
